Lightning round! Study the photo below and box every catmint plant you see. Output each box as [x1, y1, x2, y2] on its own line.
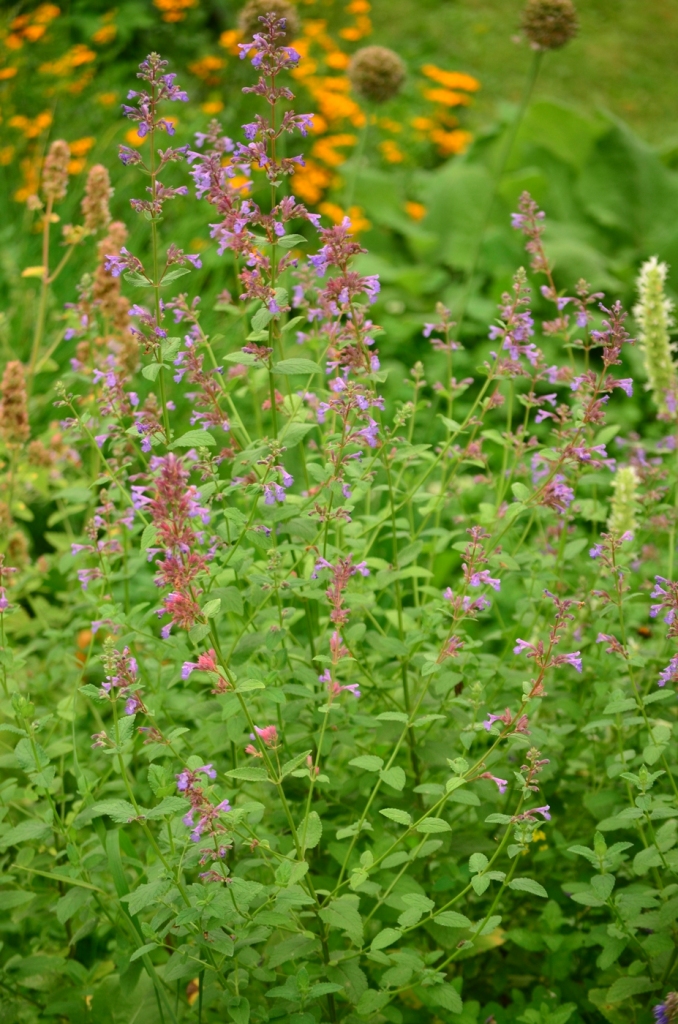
[0, 17, 677, 1024]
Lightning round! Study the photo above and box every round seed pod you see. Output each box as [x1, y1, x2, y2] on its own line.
[521, 0, 578, 50]
[348, 45, 406, 104]
[237, 0, 300, 42]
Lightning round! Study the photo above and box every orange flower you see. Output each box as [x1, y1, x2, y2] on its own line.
[319, 201, 370, 234]
[0, 68, 18, 80]
[69, 137, 95, 157]
[125, 127, 147, 148]
[201, 100, 224, 115]
[5, 35, 24, 51]
[405, 201, 426, 221]
[379, 117, 402, 133]
[9, 111, 53, 139]
[346, 0, 371, 11]
[40, 44, 96, 76]
[219, 29, 242, 54]
[379, 139, 404, 164]
[67, 158, 86, 175]
[429, 128, 473, 156]
[291, 159, 333, 205]
[96, 91, 117, 106]
[326, 51, 350, 70]
[189, 55, 225, 83]
[411, 116, 435, 132]
[423, 88, 471, 107]
[312, 133, 357, 168]
[92, 24, 117, 45]
[153, 0, 198, 22]
[339, 16, 372, 41]
[0, 146, 14, 166]
[422, 65, 480, 92]
[14, 157, 40, 203]
[33, 4, 61, 23]
[23, 25, 47, 42]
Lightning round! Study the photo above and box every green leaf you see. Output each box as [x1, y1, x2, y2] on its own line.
[162, 266, 192, 282]
[511, 482, 531, 502]
[370, 927, 401, 951]
[227, 996, 250, 1024]
[376, 711, 409, 723]
[509, 877, 548, 898]
[349, 755, 384, 772]
[0, 820, 52, 848]
[140, 523, 157, 550]
[469, 853, 488, 873]
[379, 807, 412, 826]
[280, 422, 314, 448]
[435, 911, 472, 928]
[277, 233, 308, 249]
[121, 879, 171, 916]
[380, 766, 406, 791]
[273, 358, 322, 375]
[55, 886, 90, 923]
[252, 306, 273, 332]
[170, 429, 216, 449]
[130, 942, 159, 962]
[431, 984, 463, 1013]
[202, 598, 221, 619]
[357, 989, 390, 1016]
[605, 976, 656, 1003]
[416, 817, 451, 834]
[226, 767, 270, 782]
[303, 811, 323, 850]
[141, 362, 163, 381]
[604, 697, 637, 714]
[0, 890, 36, 910]
[145, 797, 190, 820]
[280, 749, 313, 777]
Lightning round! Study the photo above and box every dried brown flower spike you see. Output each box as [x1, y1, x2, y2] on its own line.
[238, 0, 300, 42]
[0, 361, 30, 444]
[41, 139, 71, 203]
[81, 164, 113, 234]
[521, 0, 578, 50]
[348, 45, 406, 104]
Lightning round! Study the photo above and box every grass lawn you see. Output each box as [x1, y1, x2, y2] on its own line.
[371, 0, 678, 147]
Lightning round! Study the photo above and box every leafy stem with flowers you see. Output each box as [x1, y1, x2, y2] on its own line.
[2, 11, 678, 1024]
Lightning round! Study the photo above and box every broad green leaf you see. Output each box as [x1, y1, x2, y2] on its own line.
[416, 817, 451, 833]
[273, 358, 322, 375]
[349, 755, 384, 772]
[226, 767, 270, 782]
[169, 429, 216, 449]
[379, 807, 412, 826]
[509, 877, 548, 898]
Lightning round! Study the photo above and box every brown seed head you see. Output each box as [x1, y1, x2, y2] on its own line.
[42, 139, 70, 203]
[0, 361, 29, 444]
[237, 0, 300, 42]
[348, 45, 406, 104]
[82, 164, 113, 233]
[521, 0, 578, 50]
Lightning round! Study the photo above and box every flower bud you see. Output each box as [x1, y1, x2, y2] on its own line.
[81, 163, 113, 233]
[41, 139, 70, 203]
[521, 0, 578, 50]
[634, 256, 677, 417]
[238, 0, 300, 42]
[608, 465, 639, 538]
[0, 361, 30, 444]
[348, 45, 406, 104]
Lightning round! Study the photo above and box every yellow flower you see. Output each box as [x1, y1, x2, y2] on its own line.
[405, 201, 426, 221]
[23, 24, 47, 42]
[5, 35, 24, 51]
[201, 100, 224, 115]
[96, 91, 117, 106]
[14, 157, 40, 203]
[380, 139, 404, 163]
[0, 146, 14, 166]
[429, 128, 473, 156]
[339, 17, 372, 41]
[69, 136, 95, 157]
[67, 158, 86, 175]
[229, 174, 252, 194]
[424, 87, 471, 107]
[346, 0, 371, 11]
[422, 65, 480, 92]
[0, 68, 18, 80]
